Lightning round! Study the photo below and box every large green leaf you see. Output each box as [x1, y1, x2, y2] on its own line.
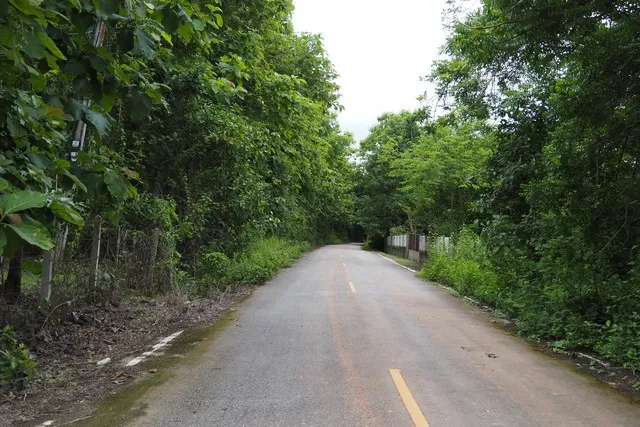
[104, 170, 129, 198]
[37, 31, 66, 60]
[27, 152, 54, 170]
[97, 0, 120, 15]
[85, 109, 113, 137]
[7, 216, 54, 250]
[0, 178, 8, 192]
[72, 76, 93, 98]
[8, 0, 44, 18]
[0, 190, 47, 216]
[125, 87, 153, 122]
[50, 200, 84, 226]
[62, 59, 87, 76]
[84, 173, 105, 197]
[162, 10, 179, 33]
[134, 29, 155, 57]
[63, 170, 88, 192]
[192, 20, 205, 31]
[65, 98, 86, 121]
[22, 32, 45, 59]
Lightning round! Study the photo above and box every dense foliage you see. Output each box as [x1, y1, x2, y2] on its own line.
[5, 0, 640, 376]
[1, 0, 354, 300]
[355, 110, 494, 245]
[356, 0, 640, 367]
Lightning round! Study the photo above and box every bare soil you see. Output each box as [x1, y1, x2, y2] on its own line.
[0, 287, 255, 426]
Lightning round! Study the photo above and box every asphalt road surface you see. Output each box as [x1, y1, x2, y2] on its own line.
[130, 244, 640, 426]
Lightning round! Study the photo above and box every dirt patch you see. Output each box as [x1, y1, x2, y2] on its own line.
[0, 286, 256, 426]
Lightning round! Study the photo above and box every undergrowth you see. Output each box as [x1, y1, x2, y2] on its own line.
[0, 325, 37, 384]
[182, 237, 311, 297]
[420, 228, 640, 369]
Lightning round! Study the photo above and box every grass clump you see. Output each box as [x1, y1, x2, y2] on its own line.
[183, 237, 311, 297]
[420, 228, 503, 308]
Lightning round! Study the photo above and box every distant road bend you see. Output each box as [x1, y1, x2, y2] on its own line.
[129, 244, 640, 427]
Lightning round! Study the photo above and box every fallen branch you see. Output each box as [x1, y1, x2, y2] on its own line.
[39, 300, 72, 332]
[40, 292, 86, 332]
[576, 352, 610, 367]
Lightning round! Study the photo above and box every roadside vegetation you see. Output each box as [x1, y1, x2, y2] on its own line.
[185, 238, 311, 297]
[0, 0, 353, 391]
[355, 1, 640, 369]
[3, 0, 640, 409]
[376, 252, 419, 271]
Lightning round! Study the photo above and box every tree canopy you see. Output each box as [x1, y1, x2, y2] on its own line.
[1, 0, 355, 300]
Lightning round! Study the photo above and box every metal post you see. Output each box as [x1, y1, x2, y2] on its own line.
[41, 250, 53, 302]
[89, 215, 103, 288]
[68, 21, 107, 163]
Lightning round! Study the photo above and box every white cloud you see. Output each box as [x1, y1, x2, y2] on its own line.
[293, 0, 448, 141]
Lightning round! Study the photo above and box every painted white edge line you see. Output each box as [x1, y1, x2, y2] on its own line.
[375, 253, 418, 273]
[126, 330, 184, 367]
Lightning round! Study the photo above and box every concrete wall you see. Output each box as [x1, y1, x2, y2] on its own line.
[384, 233, 428, 267]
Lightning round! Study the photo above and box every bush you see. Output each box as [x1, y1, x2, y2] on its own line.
[1, 326, 37, 384]
[183, 237, 311, 297]
[322, 233, 347, 245]
[421, 227, 640, 368]
[420, 229, 504, 307]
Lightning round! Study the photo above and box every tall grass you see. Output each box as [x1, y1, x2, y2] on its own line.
[420, 228, 504, 308]
[181, 237, 311, 297]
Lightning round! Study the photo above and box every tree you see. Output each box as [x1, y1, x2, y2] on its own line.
[392, 117, 494, 236]
[355, 110, 427, 245]
[0, 0, 221, 298]
[425, 0, 640, 366]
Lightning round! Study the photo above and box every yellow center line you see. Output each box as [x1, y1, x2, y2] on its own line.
[348, 281, 356, 293]
[389, 369, 430, 427]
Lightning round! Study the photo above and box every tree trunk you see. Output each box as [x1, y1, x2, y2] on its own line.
[147, 228, 160, 293]
[4, 247, 23, 303]
[54, 225, 68, 265]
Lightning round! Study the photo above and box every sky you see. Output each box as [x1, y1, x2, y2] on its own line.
[292, 0, 448, 141]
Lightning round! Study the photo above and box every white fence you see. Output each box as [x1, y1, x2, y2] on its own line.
[385, 234, 450, 254]
[387, 234, 409, 248]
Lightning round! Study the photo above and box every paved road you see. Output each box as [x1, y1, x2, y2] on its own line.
[130, 245, 640, 426]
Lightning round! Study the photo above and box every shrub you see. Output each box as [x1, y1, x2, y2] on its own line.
[421, 227, 640, 368]
[183, 237, 311, 297]
[322, 233, 347, 245]
[0, 326, 37, 384]
[420, 229, 503, 307]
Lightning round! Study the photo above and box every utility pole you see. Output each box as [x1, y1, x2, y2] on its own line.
[68, 20, 107, 163]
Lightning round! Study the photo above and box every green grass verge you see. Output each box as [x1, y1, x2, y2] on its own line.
[375, 252, 420, 271]
[181, 237, 311, 297]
